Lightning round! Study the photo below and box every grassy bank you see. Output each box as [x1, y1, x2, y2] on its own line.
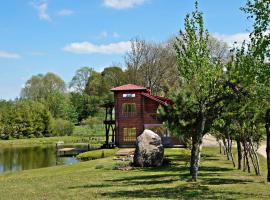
[77, 149, 119, 160]
[0, 147, 269, 199]
[0, 136, 99, 147]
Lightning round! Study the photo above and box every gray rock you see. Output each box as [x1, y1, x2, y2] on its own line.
[134, 129, 164, 167]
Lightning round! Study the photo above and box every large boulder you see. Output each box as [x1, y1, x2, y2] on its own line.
[134, 129, 164, 167]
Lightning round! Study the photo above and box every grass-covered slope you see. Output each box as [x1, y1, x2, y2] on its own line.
[0, 136, 101, 147]
[77, 149, 119, 160]
[0, 148, 269, 200]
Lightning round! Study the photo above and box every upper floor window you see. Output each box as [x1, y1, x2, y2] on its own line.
[123, 94, 135, 98]
[122, 103, 136, 115]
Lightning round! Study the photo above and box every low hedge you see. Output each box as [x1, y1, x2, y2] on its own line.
[77, 148, 119, 161]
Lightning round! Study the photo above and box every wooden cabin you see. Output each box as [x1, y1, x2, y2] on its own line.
[104, 84, 181, 147]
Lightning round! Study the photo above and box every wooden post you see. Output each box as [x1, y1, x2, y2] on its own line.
[101, 103, 115, 148]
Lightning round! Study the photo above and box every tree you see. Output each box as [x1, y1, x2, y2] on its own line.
[160, 1, 231, 181]
[125, 38, 147, 85]
[242, 0, 270, 181]
[20, 72, 77, 120]
[69, 67, 94, 93]
[125, 38, 178, 94]
[0, 100, 53, 139]
[101, 66, 126, 87]
[21, 72, 66, 100]
[207, 36, 230, 63]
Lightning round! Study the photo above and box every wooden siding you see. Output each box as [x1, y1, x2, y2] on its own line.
[114, 90, 182, 147]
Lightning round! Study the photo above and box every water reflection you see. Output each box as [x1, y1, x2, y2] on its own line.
[0, 145, 79, 173]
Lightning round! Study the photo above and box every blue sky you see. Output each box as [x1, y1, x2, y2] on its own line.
[0, 0, 251, 100]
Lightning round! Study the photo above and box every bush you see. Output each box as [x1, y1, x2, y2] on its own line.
[95, 164, 104, 169]
[112, 162, 131, 170]
[0, 100, 53, 139]
[52, 118, 74, 136]
[80, 116, 102, 128]
[78, 116, 104, 136]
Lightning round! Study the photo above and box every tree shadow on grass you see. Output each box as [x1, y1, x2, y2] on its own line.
[66, 165, 257, 200]
[100, 185, 257, 200]
[67, 152, 252, 198]
[68, 183, 113, 189]
[201, 177, 254, 185]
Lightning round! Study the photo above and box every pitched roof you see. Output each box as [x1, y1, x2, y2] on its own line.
[141, 92, 172, 106]
[111, 84, 147, 91]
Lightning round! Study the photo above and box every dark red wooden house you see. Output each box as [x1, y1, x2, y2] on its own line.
[103, 84, 181, 147]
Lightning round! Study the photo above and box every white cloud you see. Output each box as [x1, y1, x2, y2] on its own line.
[103, 0, 146, 9]
[0, 51, 21, 59]
[31, 1, 51, 21]
[63, 41, 131, 54]
[213, 32, 250, 46]
[57, 9, 75, 16]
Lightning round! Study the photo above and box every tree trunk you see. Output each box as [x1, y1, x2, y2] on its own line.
[190, 137, 201, 181]
[219, 141, 222, 154]
[223, 138, 230, 160]
[236, 139, 242, 170]
[228, 139, 236, 168]
[190, 114, 206, 182]
[243, 141, 251, 173]
[249, 140, 260, 176]
[266, 122, 270, 181]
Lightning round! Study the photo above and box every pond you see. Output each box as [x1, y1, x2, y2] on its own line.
[0, 145, 81, 173]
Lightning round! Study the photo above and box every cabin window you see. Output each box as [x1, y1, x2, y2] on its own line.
[122, 103, 136, 115]
[123, 93, 135, 98]
[123, 128, 136, 142]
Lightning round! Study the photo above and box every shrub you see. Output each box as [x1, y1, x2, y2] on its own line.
[80, 116, 102, 128]
[95, 164, 104, 169]
[78, 116, 104, 136]
[112, 162, 131, 170]
[0, 100, 53, 139]
[52, 118, 74, 136]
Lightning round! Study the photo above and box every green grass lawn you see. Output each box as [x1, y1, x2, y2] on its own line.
[0, 147, 269, 200]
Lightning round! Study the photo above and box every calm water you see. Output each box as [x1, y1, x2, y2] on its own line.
[0, 145, 80, 173]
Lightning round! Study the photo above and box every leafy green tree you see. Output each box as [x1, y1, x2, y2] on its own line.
[85, 71, 111, 99]
[69, 67, 94, 93]
[21, 72, 66, 100]
[20, 72, 78, 121]
[241, 0, 270, 181]
[0, 100, 53, 139]
[160, 1, 230, 181]
[101, 66, 126, 87]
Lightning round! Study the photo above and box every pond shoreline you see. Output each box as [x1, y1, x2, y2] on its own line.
[0, 136, 104, 174]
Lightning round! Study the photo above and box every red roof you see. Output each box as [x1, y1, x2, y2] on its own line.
[141, 92, 172, 106]
[111, 84, 147, 91]
[155, 96, 173, 105]
[111, 84, 173, 106]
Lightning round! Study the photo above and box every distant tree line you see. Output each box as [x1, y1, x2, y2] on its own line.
[0, 33, 229, 140]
